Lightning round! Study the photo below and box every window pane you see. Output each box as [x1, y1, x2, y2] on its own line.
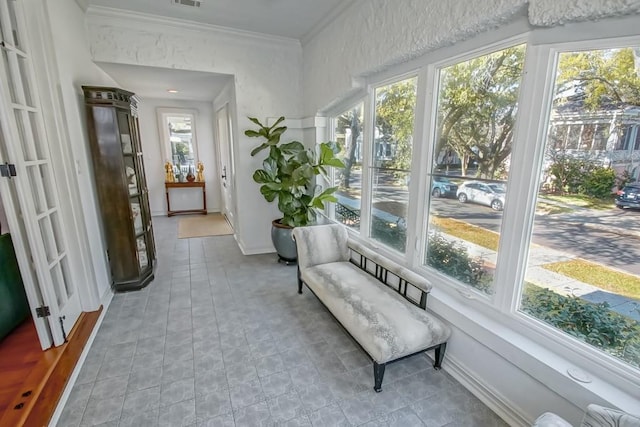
[521, 47, 640, 369]
[167, 115, 196, 169]
[370, 76, 418, 252]
[424, 45, 526, 293]
[332, 102, 364, 231]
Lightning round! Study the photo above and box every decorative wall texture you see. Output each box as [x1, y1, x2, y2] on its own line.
[87, 9, 304, 254]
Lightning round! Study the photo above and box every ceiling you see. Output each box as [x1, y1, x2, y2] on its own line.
[96, 63, 232, 102]
[86, 0, 351, 40]
[89, 0, 350, 103]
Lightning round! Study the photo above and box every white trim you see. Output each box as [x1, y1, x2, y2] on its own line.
[86, 5, 301, 47]
[440, 354, 531, 427]
[48, 289, 113, 427]
[156, 107, 200, 166]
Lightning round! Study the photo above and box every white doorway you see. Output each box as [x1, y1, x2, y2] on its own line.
[216, 104, 235, 229]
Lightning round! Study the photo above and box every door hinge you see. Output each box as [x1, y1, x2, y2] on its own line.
[35, 306, 51, 318]
[0, 163, 17, 178]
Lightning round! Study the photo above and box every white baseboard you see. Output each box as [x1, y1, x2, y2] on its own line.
[236, 235, 274, 255]
[438, 353, 531, 427]
[48, 290, 113, 427]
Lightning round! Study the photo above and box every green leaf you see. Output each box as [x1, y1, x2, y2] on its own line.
[253, 170, 271, 183]
[269, 116, 285, 131]
[279, 141, 305, 155]
[263, 157, 278, 179]
[250, 143, 269, 157]
[245, 130, 261, 138]
[248, 117, 263, 126]
[260, 185, 277, 202]
[324, 158, 345, 168]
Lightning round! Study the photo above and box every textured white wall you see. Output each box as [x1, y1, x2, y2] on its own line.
[86, 9, 304, 253]
[46, 0, 118, 300]
[302, 0, 526, 116]
[528, 0, 640, 26]
[136, 98, 221, 216]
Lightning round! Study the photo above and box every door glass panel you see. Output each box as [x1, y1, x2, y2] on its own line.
[26, 165, 46, 214]
[1, 50, 16, 103]
[332, 102, 364, 231]
[16, 55, 33, 107]
[13, 109, 33, 160]
[424, 44, 526, 294]
[131, 198, 142, 234]
[38, 216, 57, 263]
[60, 256, 74, 299]
[30, 111, 47, 159]
[6, 0, 20, 49]
[41, 164, 57, 210]
[370, 76, 418, 252]
[50, 210, 65, 255]
[124, 156, 138, 195]
[50, 262, 65, 307]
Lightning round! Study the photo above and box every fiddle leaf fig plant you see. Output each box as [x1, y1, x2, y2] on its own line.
[246, 116, 345, 227]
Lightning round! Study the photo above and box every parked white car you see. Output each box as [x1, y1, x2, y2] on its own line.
[456, 181, 506, 211]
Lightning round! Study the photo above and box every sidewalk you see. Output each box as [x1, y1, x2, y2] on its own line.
[335, 194, 640, 322]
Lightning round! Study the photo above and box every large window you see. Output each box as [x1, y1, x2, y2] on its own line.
[332, 102, 364, 231]
[521, 46, 640, 369]
[424, 45, 526, 293]
[370, 76, 418, 253]
[324, 32, 640, 382]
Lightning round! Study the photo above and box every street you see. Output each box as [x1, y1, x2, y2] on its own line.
[431, 198, 640, 276]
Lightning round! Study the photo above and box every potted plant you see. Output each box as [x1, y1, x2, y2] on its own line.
[245, 116, 345, 263]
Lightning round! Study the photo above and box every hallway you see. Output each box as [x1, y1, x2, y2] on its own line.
[58, 216, 506, 426]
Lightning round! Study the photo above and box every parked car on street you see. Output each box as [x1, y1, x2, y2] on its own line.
[457, 181, 506, 211]
[615, 184, 640, 209]
[431, 176, 458, 198]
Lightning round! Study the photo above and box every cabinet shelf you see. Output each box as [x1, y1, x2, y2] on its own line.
[83, 86, 156, 292]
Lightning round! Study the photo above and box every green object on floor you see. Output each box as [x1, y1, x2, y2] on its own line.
[0, 233, 30, 341]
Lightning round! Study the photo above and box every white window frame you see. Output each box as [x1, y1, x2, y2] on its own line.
[156, 107, 199, 167]
[321, 17, 640, 398]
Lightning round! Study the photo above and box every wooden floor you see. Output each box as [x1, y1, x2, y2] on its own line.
[0, 309, 101, 427]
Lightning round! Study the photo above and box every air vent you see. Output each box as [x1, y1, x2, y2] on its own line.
[172, 0, 201, 7]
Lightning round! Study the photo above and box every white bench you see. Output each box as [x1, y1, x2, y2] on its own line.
[292, 224, 451, 392]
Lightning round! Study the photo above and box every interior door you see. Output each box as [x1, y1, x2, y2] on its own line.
[0, 0, 81, 347]
[216, 104, 235, 229]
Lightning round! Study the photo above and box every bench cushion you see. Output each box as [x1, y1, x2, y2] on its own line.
[302, 261, 451, 363]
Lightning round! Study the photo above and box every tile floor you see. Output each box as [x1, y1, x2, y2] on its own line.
[57, 216, 508, 426]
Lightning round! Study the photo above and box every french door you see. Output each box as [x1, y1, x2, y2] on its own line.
[0, 0, 81, 348]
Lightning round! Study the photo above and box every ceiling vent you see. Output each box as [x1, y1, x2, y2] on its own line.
[172, 0, 201, 8]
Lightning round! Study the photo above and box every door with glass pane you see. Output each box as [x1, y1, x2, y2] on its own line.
[0, 0, 81, 347]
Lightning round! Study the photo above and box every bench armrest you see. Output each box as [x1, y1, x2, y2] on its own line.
[348, 238, 432, 294]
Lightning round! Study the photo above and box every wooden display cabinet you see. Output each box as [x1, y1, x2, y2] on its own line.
[82, 86, 155, 291]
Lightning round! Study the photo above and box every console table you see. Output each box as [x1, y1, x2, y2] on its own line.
[165, 181, 207, 216]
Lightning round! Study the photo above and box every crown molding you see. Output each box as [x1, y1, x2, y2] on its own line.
[86, 5, 302, 48]
[301, 0, 360, 47]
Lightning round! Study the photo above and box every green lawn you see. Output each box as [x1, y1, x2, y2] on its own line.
[542, 259, 640, 300]
[432, 215, 640, 300]
[540, 194, 615, 210]
[431, 216, 499, 251]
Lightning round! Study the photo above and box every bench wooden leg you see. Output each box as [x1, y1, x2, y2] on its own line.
[373, 362, 386, 392]
[434, 342, 446, 370]
[297, 267, 303, 294]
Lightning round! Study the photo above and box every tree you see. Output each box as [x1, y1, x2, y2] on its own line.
[375, 79, 417, 172]
[436, 45, 525, 179]
[555, 48, 640, 110]
[336, 106, 363, 189]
